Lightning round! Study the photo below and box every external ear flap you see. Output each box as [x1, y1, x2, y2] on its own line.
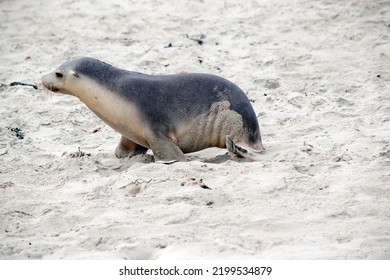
[70, 71, 79, 78]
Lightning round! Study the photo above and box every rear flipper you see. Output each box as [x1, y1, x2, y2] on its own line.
[226, 136, 265, 162]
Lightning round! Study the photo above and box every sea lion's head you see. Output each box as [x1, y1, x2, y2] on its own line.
[43, 57, 113, 94]
[42, 60, 82, 95]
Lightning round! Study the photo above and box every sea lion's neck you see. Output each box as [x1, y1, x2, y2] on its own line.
[72, 77, 147, 146]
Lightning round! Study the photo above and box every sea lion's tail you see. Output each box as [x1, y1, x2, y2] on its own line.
[226, 136, 265, 161]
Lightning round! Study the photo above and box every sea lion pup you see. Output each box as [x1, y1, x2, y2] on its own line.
[42, 57, 264, 162]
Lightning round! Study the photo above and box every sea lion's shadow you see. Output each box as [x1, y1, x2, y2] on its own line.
[118, 151, 239, 165]
[189, 152, 247, 164]
[201, 153, 231, 164]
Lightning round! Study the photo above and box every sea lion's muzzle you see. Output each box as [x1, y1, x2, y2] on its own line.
[42, 82, 59, 92]
[42, 73, 60, 92]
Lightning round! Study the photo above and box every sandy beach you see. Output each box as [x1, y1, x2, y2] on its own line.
[0, 0, 389, 259]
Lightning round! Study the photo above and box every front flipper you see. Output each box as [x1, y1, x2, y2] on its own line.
[115, 135, 148, 159]
[148, 135, 186, 163]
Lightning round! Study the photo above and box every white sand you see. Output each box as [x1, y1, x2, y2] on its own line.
[0, 0, 389, 259]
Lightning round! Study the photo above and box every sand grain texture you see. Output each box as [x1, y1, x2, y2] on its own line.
[0, 0, 389, 259]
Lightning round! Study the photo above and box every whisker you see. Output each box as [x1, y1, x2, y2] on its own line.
[42, 84, 53, 100]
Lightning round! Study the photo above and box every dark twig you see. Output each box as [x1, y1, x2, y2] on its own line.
[9, 82, 38, 90]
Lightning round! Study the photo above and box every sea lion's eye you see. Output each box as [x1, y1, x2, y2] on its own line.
[55, 72, 63, 78]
